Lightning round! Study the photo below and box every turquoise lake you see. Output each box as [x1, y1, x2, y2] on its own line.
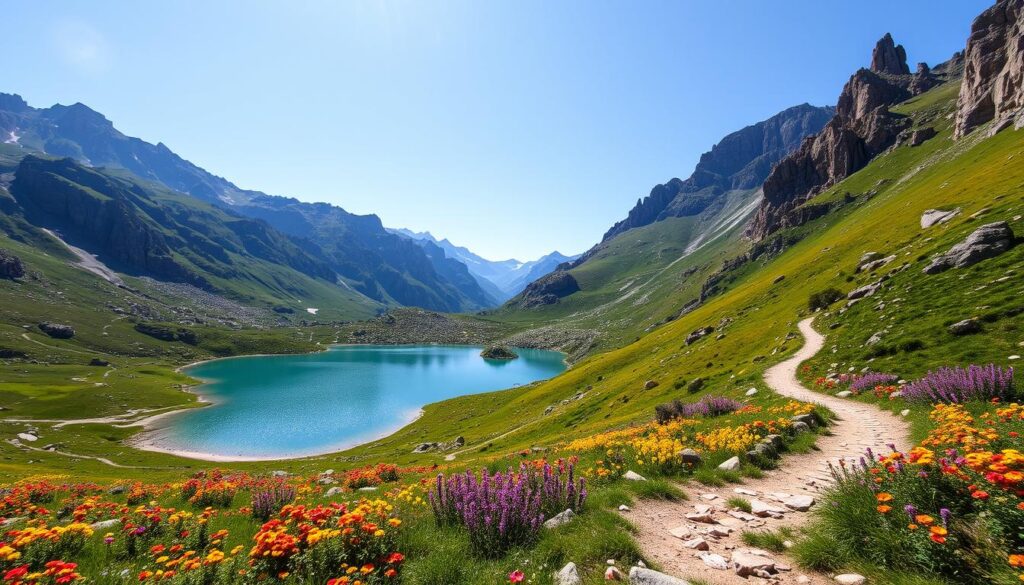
[143, 345, 566, 460]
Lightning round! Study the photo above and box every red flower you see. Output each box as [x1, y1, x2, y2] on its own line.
[509, 570, 525, 583]
[4, 566, 28, 582]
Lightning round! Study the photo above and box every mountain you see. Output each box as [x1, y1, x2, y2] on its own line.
[0, 95, 493, 312]
[601, 103, 834, 242]
[389, 228, 579, 301]
[3, 154, 380, 318]
[497, 102, 832, 343]
[748, 34, 961, 239]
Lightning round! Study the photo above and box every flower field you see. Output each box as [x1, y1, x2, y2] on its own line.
[796, 364, 1022, 584]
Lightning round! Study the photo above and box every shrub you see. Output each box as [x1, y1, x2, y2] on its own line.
[808, 287, 844, 311]
[251, 482, 296, 521]
[428, 463, 586, 557]
[902, 364, 1014, 403]
[849, 372, 899, 394]
[654, 395, 743, 423]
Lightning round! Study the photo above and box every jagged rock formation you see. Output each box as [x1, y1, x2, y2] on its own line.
[508, 271, 580, 308]
[0, 249, 24, 279]
[602, 104, 833, 242]
[870, 33, 910, 75]
[954, 0, 1024, 138]
[748, 34, 937, 240]
[38, 322, 74, 339]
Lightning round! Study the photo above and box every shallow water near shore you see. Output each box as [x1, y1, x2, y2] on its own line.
[139, 345, 566, 460]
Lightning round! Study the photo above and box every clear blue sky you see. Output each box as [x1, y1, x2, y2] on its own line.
[2, 1, 989, 261]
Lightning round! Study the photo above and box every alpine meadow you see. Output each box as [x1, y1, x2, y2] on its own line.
[1, 2, 1024, 585]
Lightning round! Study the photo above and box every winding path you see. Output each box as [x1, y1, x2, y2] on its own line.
[627, 318, 911, 584]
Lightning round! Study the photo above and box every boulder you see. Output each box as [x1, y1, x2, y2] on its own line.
[924, 222, 1015, 274]
[38, 322, 74, 339]
[745, 388, 758, 396]
[324, 487, 343, 497]
[718, 456, 741, 471]
[554, 563, 581, 585]
[412, 442, 439, 454]
[623, 470, 647, 481]
[921, 208, 961, 228]
[949, 318, 982, 335]
[543, 508, 575, 529]
[628, 566, 693, 585]
[0, 249, 24, 279]
[685, 326, 715, 345]
[90, 519, 121, 530]
[89, 358, 110, 367]
[834, 575, 867, 585]
[678, 448, 702, 466]
[836, 391, 853, 398]
[750, 499, 786, 517]
[847, 281, 882, 300]
[791, 413, 822, 427]
[909, 126, 937, 146]
[643, 380, 659, 390]
[857, 255, 895, 273]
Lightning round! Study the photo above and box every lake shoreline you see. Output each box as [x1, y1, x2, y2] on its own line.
[131, 344, 565, 462]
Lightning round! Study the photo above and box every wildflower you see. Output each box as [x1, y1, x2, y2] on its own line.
[509, 570, 525, 583]
[876, 493, 893, 502]
[877, 505, 892, 514]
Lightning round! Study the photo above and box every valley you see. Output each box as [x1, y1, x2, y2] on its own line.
[0, 2, 1023, 584]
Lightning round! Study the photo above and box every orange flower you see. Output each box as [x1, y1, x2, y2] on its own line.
[1010, 554, 1024, 568]
[876, 505, 892, 514]
[876, 493, 893, 502]
[915, 514, 935, 526]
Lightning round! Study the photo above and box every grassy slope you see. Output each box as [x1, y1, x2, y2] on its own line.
[0, 80, 1021, 488]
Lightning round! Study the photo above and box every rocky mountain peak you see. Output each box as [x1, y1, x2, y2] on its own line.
[953, 0, 1024, 138]
[870, 33, 910, 75]
[0, 93, 30, 113]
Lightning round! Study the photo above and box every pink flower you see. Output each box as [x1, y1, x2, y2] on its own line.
[509, 570, 525, 583]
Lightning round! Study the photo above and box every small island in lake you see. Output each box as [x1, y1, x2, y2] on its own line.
[480, 345, 519, 360]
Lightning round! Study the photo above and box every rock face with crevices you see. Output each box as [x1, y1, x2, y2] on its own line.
[923, 221, 1015, 274]
[506, 271, 580, 308]
[954, 0, 1024, 138]
[748, 33, 925, 240]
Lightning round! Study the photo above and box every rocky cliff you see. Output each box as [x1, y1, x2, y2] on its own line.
[747, 34, 939, 240]
[954, 0, 1024, 138]
[602, 104, 833, 242]
[506, 270, 580, 309]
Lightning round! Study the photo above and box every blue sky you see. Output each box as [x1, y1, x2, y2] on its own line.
[2, 1, 989, 261]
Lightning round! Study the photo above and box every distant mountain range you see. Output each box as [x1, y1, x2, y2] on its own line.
[0, 93, 497, 313]
[388, 228, 578, 302]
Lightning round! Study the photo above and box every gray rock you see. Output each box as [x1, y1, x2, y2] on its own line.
[866, 332, 884, 346]
[678, 448, 703, 465]
[681, 537, 710, 550]
[836, 391, 853, 398]
[745, 388, 758, 396]
[731, 551, 775, 577]
[107, 485, 128, 495]
[628, 566, 693, 585]
[924, 222, 1015, 274]
[857, 254, 896, 273]
[792, 421, 811, 433]
[644, 380, 659, 390]
[685, 326, 715, 345]
[623, 470, 647, 481]
[544, 508, 576, 529]
[38, 322, 74, 339]
[909, 126, 937, 146]
[325, 487, 343, 497]
[791, 413, 821, 427]
[949, 318, 982, 335]
[848, 281, 882, 300]
[783, 495, 815, 511]
[718, 456, 741, 471]
[834, 575, 867, 585]
[699, 553, 729, 570]
[554, 563, 581, 585]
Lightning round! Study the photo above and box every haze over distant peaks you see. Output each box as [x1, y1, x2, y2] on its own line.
[389, 228, 579, 302]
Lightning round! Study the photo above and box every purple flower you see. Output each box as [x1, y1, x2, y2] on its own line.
[902, 364, 1014, 404]
[850, 372, 899, 394]
[904, 504, 917, 520]
[940, 508, 951, 527]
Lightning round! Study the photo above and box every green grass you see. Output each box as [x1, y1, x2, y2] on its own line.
[740, 526, 793, 552]
[726, 496, 752, 513]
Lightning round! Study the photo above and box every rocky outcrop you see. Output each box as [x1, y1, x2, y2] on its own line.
[923, 221, 1015, 274]
[602, 104, 833, 241]
[0, 249, 24, 279]
[954, 0, 1024, 138]
[480, 346, 518, 360]
[748, 34, 933, 240]
[38, 322, 74, 339]
[871, 33, 910, 75]
[508, 271, 580, 308]
[921, 208, 960, 228]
